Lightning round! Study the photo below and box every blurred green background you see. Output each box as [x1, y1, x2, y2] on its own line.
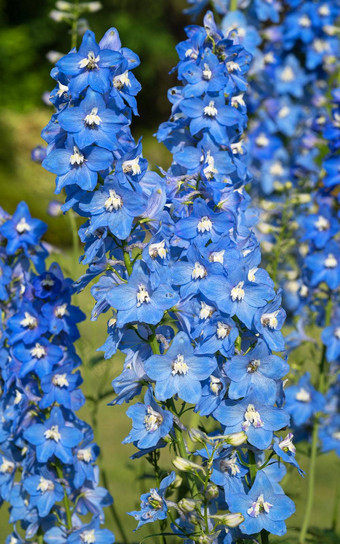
[0, 1, 339, 542]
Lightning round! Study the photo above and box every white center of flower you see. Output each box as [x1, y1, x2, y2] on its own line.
[261, 311, 279, 329]
[148, 488, 163, 508]
[79, 51, 100, 70]
[70, 146, 85, 166]
[242, 404, 264, 431]
[332, 431, 340, 440]
[122, 156, 141, 176]
[202, 63, 212, 80]
[226, 61, 241, 72]
[334, 327, 340, 340]
[220, 453, 240, 476]
[324, 253, 337, 268]
[16, 217, 31, 234]
[299, 15, 312, 27]
[113, 70, 131, 89]
[80, 529, 96, 543]
[144, 405, 163, 432]
[315, 215, 330, 231]
[296, 387, 311, 402]
[248, 267, 258, 282]
[204, 100, 218, 117]
[149, 240, 167, 259]
[210, 375, 223, 395]
[192, 262, 207, 280]
[247, 494, 273, 518]
[278, 106, 290, 118]
[30, 343, 47, 359]
[231, 141, 244, 154]
[104, 189, 123, 212]
[57, 82, 69, 97]
[0, 458, 15, 474]
[280, 66, 295, 82]
[269, 162, 284, 176]
[172, 354, 188, 376]
[255, 133, 269, 147]
[279, 433, 296, 454]
[203, 151, 218, 179]
[264, 51, 275, 64]
[230, 281, 245, 302]
[319, 4, 330, 16]
[37, 476, 55, 493]
[209, 249, 225, 264]
[42, 277, 55, 287]
[231, 94, 245, 108]
[52, 374, 69, 388]
[313, 39, 330, 53]
[9, 537, 18, 544]
[199, 301, 214, 320]
[20, 312, 38, 329]
[77, 448, 93, 463]
[216, 321, 231, 339]
[84, 107, 101, 127]
[55, 303, 68, 317]
[247, 359, 260, 373]
[14, 390, 22, 405]
[197, 216, 213, 233]
[44, 425, 61, 442]
[136, 284, 151, 306]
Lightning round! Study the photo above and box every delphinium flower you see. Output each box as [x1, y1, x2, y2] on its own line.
[40, 11, 298, 542]
[0, 204, 115, 543]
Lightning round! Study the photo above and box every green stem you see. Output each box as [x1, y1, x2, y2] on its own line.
[299, 296, 331, 543]
[248, 450, 257, 485]
[331, 463, 340, 533]
[299, 420, 319, 544]
[37, 527, 44, 544]
[102, 468, 130, 544]
[123, 247, 133, 275]
[67, 211, 80, 273]
[71, 0, 80, 49]
[151, 451, 167, 544]
[261, 529, 269, 544]
[55, 463, 72, 530]
[229, 0, 238, 11]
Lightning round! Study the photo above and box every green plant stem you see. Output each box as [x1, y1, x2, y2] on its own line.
[151, 452, 167, 544]
[55, 464, 72, 530]
[123, 247, 133, 275]
[71, 0, 80, 49]
[261, 529, 269, 544]
[331, 463, 340, 533]
[101, 468, 130, 544]
[248, 450, 257, 484]
[229, 0, 238, 11]
[299, 296, 332, 543]
[67, 211, 80, 274]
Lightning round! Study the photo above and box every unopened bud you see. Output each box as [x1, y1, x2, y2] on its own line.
[178, 497, 197, 513]
[189, 428, 209, 444]
[172, 456, 206, 475]
[224, 432, 247, 446]
[210, 512, 244, 527]
[205, 483, 219, 499]
[79, 1, 102, 12]
[56, 1, 73, 10]
[49, 9, 71, 22]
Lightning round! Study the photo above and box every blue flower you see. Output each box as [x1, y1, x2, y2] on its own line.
[67, 516, 115, 544]
[128, 471, 175, 530]
[107, 261, 178, 327]
[123, 387, 173, 450]
[23, 468, 64, 517]
[285, 373, 325, 427]
[23, 406, 83, 464]
[214, 391, 290, 450]
[56, 30, 123, 98]
[144, 331, 217, 404]
[0, 201, 47, 255]
[228, 471, 295, 536]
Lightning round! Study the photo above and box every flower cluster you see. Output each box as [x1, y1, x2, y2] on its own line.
[40, 11, 298, 542]
[0, 202, 114, 543]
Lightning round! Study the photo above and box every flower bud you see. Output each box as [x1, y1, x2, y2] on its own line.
[172, 456, 205, 475]
[210, 512, 244, 527]
[205, 483, 219, 499]
[178, 497, 197, 513]
[224, 432, 247, 446]
[188, 428, 209, 444]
